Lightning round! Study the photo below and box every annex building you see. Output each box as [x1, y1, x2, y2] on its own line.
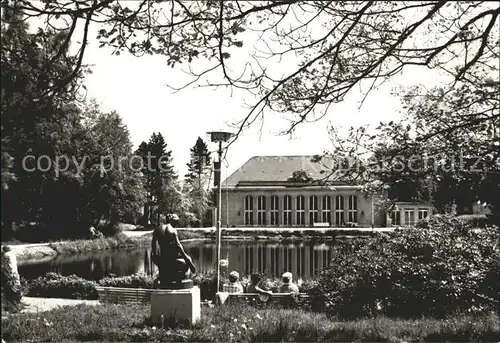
[218, 156, 432, 228]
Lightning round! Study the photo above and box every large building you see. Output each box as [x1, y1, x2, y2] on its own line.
[217, 155, 432, 228]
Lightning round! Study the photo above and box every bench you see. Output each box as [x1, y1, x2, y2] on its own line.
[95, 286, 153, 304]
[217, 292, 325, 311]
[312, 222, 330, 227]
[95, 287, 325, 312]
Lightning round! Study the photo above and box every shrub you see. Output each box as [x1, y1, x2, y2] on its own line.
[1, 246, 22, 312]
[21, 271, 321, 305]
[192, 272, 222, 301]
[99, 222, 124, 237]
[99, 273, 155, 289]
[134, 224, 149, 231]
[455, 214, 488, 228]
[318, 215, 500, 319]
[11, 222, 51, 243]
[117, 223, 137, 231]
[26, 273, 98, 300]
[176, 230, 212, 241]
[179, 212, 198, 228]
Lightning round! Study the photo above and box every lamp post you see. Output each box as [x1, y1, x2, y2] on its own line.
[207, 130, 233, 294]
[371, 196, 375, 230]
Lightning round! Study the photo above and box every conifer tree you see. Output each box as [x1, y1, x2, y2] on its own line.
[185, 137, 212, 226]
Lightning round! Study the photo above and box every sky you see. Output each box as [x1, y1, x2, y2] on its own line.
[72, 5, 441, 180]
[83, 42, 437, 180]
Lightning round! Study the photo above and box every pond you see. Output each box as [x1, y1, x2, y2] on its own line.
[17, 239, 339, 281]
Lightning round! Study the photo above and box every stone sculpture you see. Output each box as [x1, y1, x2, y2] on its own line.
[151, 216, 196, 289]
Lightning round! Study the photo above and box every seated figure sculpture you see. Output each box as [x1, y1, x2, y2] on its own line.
[151, 214, 197, 289]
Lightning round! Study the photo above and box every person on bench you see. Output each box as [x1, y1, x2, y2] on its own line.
[247, 274, 272, 296]
[223, 271, 244, 293]
[279, 272, 299, 294]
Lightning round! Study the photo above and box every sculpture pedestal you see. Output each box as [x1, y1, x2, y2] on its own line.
[158, 279, 193, 290]
[151, 286, 201, 325]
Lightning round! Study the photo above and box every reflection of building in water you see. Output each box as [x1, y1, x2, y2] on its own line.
[241, 244, 332, 278]
[178, 243, 334, 279]
[139, 250, 152, 275]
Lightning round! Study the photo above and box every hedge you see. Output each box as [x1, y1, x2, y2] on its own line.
[22, 272, 320, 303]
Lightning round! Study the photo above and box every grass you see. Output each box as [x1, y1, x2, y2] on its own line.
[11, 233, 153, 261]
[2, 303, 499, 342]
[48, 232, 150, 255]
[41, 230, 210, 256]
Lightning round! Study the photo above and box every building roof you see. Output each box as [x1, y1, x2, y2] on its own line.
[222, 155, 346, 187]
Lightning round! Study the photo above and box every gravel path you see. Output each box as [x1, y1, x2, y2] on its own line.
[20, 297, 101, 314]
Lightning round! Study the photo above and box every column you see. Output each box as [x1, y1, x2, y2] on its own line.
[305, 193, 310, 227]
[400, 207, 405, 226]
[291, 247, 297, 280]
[304, 246, 310, 278]
[253, 246, 258, 271]
[279, 195, 284, 228]
[413, 207, 418, 228]
[291, 195, 296, 227]
[265, 196, 269, 228]
[343, 194, 348, 225]
[278, 195, 285, 227]
[252, 195, 257, 227]
[266, 246, 272, 274]
[318, 194, 323, 223]
[280, 246, 285, 273]
[297, 247, 301, 277]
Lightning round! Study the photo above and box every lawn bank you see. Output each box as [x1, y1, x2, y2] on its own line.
[2, 303, 498, 342]
[10, 227, 375, 262]
[11, 230, 209, 262]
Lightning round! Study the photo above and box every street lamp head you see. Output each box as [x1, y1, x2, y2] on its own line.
[207, 131, 234, 143]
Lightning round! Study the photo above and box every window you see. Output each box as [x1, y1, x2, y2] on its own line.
[418, 208, 429, 220]
[257, 196, 267, 226]
[309, 195, 319, 224]
[348, 195, 358, 223]
[322, 195, 331, 224]
[244, 196, 254, 225]
[404, 209, 415, 227]
[391, 210, 401, 225]
[335, 195, 345, 225]
[296, 195, 305, 226]
[283, 195, 292, 226]
[270, 195, 279, 226]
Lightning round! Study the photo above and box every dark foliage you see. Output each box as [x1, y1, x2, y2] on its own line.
[318, 215, 499, 319]
[1, 248, 22, 312]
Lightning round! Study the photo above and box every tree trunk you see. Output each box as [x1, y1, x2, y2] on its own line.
[1, 191, 14, 242]
[199, 175, 203, 228]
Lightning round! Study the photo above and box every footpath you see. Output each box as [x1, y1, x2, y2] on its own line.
[20, 297, 101, 314]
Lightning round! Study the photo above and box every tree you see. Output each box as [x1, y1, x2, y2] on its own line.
[4, 1, 498, 223]
[158, 179, 192, 220]
[75, 105, 146, 230]
[184, 137, 212, 226]
[135, 132, 177, 225]
[322, 74, 499, 220]
[4, 1, 498, 139]
[1, 4, 88, 239]
[398, 78, 499, 217]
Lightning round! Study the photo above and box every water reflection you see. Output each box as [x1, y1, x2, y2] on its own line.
[18, 240, 337, 281]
